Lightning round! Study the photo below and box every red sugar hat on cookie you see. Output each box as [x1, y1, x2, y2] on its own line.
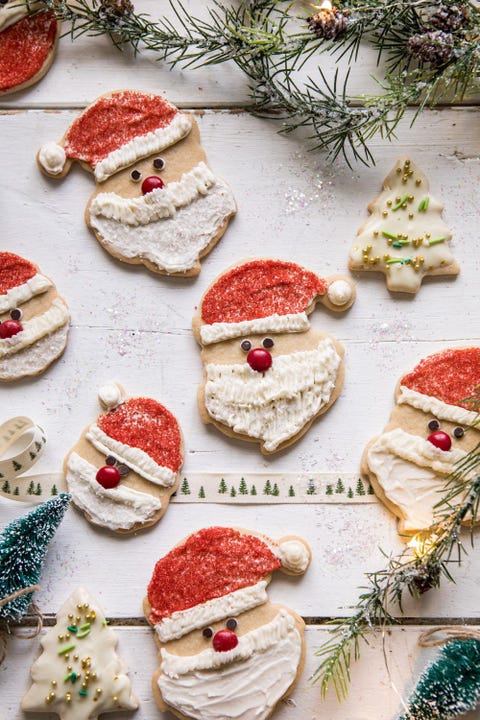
[86, 383, 183, 488]
[397, 347, 480, 427]
[38, 90, 193, 182]
[0, 252, 53, 313]
[199, 259, 353, 345]
[147, 526, 310, 642]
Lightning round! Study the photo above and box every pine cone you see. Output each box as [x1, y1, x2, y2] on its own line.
[98, 0, 134, 23]
[408, 562, 441, 595]
[428, 4, 469, 33]
[307, 6, 348, 41]
[407, 30, 454, 67]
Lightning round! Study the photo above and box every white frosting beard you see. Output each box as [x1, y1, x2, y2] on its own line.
[89, 163, 235, 274]
[0, 323, 68, 381]
[66, 452, 162, 531]
[204, 338, 341, 452]
[367, 428, 467, 531]
[158, 610, 302, 720]
[0, 298, 69, 359]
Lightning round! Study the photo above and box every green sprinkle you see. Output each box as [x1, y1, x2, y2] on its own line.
[76, 628, 91, 639]
[58, 643, 76, 655]
[382, 230, 398, 240]
[392, 242, 403, 248]
[102, 620, 109, 626]
[64, 673, 72, 682]
[418, 197, 430, 211]
[79, 622, 91, 631]
[71, 672, 78, 684]
[67, 625, 78, 633]
[404, 258, 413, 264]
[428, 237, 446, 246]
[392, 194, 408, 211]
[385, 258, 404, 265]
[79, 689, 89, 697]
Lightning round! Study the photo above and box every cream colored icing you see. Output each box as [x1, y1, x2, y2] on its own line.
[158, 610, 302, 720]
[367, 428, 467, 531]
[0, 323, 68, 381]
[86, 424, 176, 487]
[277, 540, 310, 573]
[94, 112, 193, 181]
[0, 273, 52, 314]
[38, 142, 67, 176]
[204, 338, 341, 451]
[154, 581, 268, 643]
[89, 176, 235, 274]
[0, 298, 69, 358]
[98, 382, 125, 410]
[327, 279, 352, 306]
[349, 158, 457, 292]
[66, 452, 162, 531]
[21, 586, 138, 718]
[200, 312, 310, 346]
[397, 385, 479, 428]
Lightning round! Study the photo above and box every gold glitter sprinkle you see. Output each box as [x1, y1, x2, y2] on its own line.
[67, 665, 72, 672]
[409, 213, 414, 219]
[395, 196, 401, 203]
[402, 203, 407, 209]
[68, 614, 73, 620]
[73, 654, 79, 661]
[384, 254, 391, 260]
[51, 680, 57, 687]
[387, 200, 392, 207]
[77, 604, 83, 610]
[113, 696, 118, 702]
[64, 654, 69, 660]
[76, 616, 81, 622]
[441, 260, 446, 266]
[416, 178, 422, 185]
[404, 159, 410, 167]
[382, 210, 388, 217]
[396, 167, 402, 174]
[58, 635, 64, 641]
[96, 688, 103, 694]
[402, 176, 408, 184]
[408, 195, 414, 202]
[426, 233, 431, 239]
[66, 692, 72, 703]
[373, 231, 379, 237]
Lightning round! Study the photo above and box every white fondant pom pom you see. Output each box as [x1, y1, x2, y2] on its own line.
[327, 279, 352, 307]
[98, 382, 125, 410]
[38, 142, 66, 176]
[278, 539, 311, 574]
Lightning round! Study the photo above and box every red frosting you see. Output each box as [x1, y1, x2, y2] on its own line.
[201, 260, 327, 326]
[401, 348, 480, 410]
[64, 91, 178, 167]
[0, 253, 37, 295]
[97, 397, 182, 472]
[147, 527, 281, 623]
[0, 13, 57, 92]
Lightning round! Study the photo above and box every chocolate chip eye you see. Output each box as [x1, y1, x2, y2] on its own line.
[453, 427, 465, 438]
[226, 618, 237, 631]
[153, 157, 165, 170]
[428, 420, 440, 431]
[10, 308, 22, 321]
[202, 627, 213, 639]
[105, 456, 116, 466]
[262, 338, 274, 349]
[241, 340, 252, 352]
[118, 464, 130, 476]
[130, 169, 142, 182]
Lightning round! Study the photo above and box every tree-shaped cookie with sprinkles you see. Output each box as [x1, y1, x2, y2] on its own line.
[348, 157, 459, 293]
[22, 587, 139, 719]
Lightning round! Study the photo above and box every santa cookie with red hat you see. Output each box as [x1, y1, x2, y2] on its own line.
[363, 347, 480, 535]
[65, 382, 183, 533]
[144, 526, 311, 720]
[37, 90, 236, 276]
[193, 258, 356, 453]
[0, 252, 70, 381]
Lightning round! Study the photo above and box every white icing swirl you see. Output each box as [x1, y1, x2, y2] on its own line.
[397, 385, 479, 427]
[327, 279, 353, 306]
[200, 312, 310, 346]
[0, 298, 69, 358]
[38, 142, 66, 176]
[98, 382, 125, 410]
[154, 581, 268, 643]
[277, 540, 310, 573]
[0, 273, 52, 314]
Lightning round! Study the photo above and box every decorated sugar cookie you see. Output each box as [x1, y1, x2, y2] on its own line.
[37, 90, 236, 276]
[22, 586, 139, 718]
[362, 348, 480, 535]
[349, 157, 459, 293]
[0, 1, 59, 95]
[144, 526, 311, 720]
[65, 382, 183, 533]
[0, 252, 70, 381]
[193, 259, 355, 453]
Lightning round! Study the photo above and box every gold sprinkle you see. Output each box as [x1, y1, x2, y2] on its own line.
[96, 688, 102, 694]
[404, 159, 410, 167]
[58, 635, 64, 641]
[384, 254, 391, 260]
[415, 178, 422, 185]
[77, 604, 83, 610]
[382, 210, 388, 217]
[82, 682, 88, 689]
[92, 673, 98, 681]
[408, 170, 413, 176]
[373, 231, 379, 237]
[51, 680, 57, 687]
[396, 167, 402, 174]
[426, 233, 431, 239]
[409, 213, 414, 219]
[68, 614, 73, 620]
[402, 176, 408, 184]
[73, 654, 79, 661]
[49, 692, 56, 699]
[76, 616, 81, 622]
[66, 692, 72, 703]
[94, 697, 98, 702]
[408, 195, 414, 202]
[114, 676, 119, 681]
[401, 202, 407, 209]
[45, 696, 52, 704]
[402, 234, 408, 240]
[65, 634, 70, 641]
[113, 696, 118, 702]
[67, 665, 73, 672]
[395, 196, 401, 203]
[386, 200, 392, 207]
[64, 654, 70, 661]
[83, 603, 89, 610]
[428, 265, 433, 270]
[441, 260, 446, 266]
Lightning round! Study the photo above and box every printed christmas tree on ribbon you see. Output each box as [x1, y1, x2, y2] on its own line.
[0, 493, 70, 623]
[22, 586, 138, 718]
[349, 157, 459, 293]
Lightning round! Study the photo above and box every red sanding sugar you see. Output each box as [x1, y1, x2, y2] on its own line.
[0, 13, 57, 92]
[0, 253, 37, 294]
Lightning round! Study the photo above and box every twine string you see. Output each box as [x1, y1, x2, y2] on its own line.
[0, 587, 43, 667]
[419, 625, 480, 647]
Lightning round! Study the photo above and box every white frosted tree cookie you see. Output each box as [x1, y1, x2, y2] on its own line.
[362, 347, 480, 536]
[0, 252, 70, 382]
[22, 586, 139, 719]
[144, 526, 311, 720]
[0, 1, 59, 95]
[349, 157, 459, 293]
[193, 258, 356, 454]
[65, 382, 183, 533]
[37, 90, 236, 277]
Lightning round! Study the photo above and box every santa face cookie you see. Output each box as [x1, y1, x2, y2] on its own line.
[144, 526, 311, 720]
[65, 382, 183, 533]
[349, 157, 459, 293]
[0, 1, 59, 95]
[0, 252, 70, 381]
[37, 90, 236, 276]
[363, 348, 480, 535]
[193, 259, 355, 453]
[22, 586, 139, 719]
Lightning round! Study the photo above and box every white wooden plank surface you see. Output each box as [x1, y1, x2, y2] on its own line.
[1, 9, 480, 718]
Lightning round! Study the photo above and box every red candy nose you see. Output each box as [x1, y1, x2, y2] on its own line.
[0, 319, 23, 339]
[247, 347, 272, 373]
[212, 629, 238, 653]
[96, 465, 121, 489]
[141, 176, 165, 195]
[427, 430, 452, 452]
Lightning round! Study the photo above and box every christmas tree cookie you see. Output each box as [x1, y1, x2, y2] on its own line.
[22, 587, 139, 718]
[349, 157, 459, 293]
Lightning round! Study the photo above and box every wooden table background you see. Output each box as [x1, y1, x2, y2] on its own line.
[1, 2, 480, 718]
